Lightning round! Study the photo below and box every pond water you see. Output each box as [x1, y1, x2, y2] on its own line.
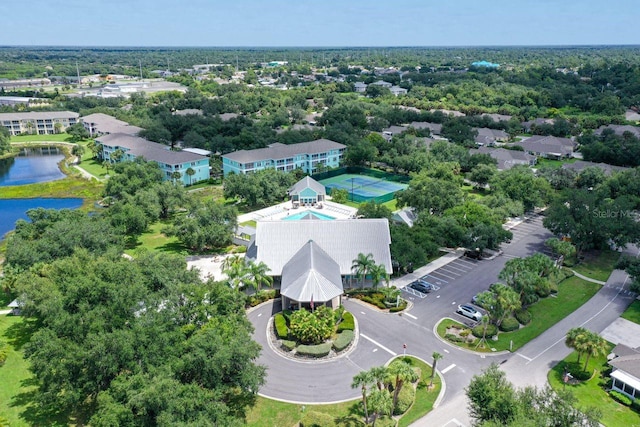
[0, 146, 66, 186]
[0, 198, 84, 239]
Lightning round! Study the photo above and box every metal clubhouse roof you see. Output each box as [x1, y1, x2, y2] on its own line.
[222, 139, 345, 164]
[280, 240, 343, 303]
[96, 133, 207, 165]
[247, 218, 392, 276]
[289, 176, 326, 196]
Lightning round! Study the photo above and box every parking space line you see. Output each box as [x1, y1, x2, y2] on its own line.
[422, 274, 447, 284]
[360, 333, 397, 356]
[430, 270, 457, 280]
[455, 258, 477, 267]
[443, 264, 470, 273]
[450, 261, 473, 270]
[404, 312, 417, 320]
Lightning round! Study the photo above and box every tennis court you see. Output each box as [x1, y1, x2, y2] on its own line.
[318, 173, 408, 203]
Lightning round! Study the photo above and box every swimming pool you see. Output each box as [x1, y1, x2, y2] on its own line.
[282, 210, 336, 221]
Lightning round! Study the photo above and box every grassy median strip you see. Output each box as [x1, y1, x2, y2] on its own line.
[621, 300, 640, 326]
[397, 356, 442, 427]
[548, 346, 640, 427]
[438, 276, 601, 353]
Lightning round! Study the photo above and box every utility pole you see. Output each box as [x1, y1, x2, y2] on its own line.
[139, 60, 143, 81]
[76, 61, 81, 87]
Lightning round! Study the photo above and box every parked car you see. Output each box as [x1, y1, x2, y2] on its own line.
[408, 280, 432, 294]
[457, 304, 483, 322]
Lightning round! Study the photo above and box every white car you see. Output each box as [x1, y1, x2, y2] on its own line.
[457, 304, 483, 322]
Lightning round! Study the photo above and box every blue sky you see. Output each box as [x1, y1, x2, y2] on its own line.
[4, 0, 639, 46]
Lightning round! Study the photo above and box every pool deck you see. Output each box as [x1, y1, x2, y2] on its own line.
[237, 199, 357, 224]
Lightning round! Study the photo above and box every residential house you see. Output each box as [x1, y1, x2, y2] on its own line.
[561, 160, 629, 176]
[381, 125, 409, 140]
[0, 111, 79, 136]
[474, 127, 510, 146]
[246, 219, 392, 309]
[218, 113, 239, 121]
[390, 86, 408, 96]
[518, 135, 575, 159]
[469, 147, 536, 170]
[521, 118, 554, 133]
[594, 124, 640, 138]
[409, 122, 443, 135]
[354, 82, 367, 93]
[392, 207, 417, 227]
[81, 113, 143, 136]
[97, 133, 210, 185]
[609, 344, 640, 399]
[481, 113, 513, 123]
[174, 109, 203, 116]
[221, 139, 346, 176]
[430, 109, 466, 117]
[371, 80, 392, 88]
[625, 109, 640, 122]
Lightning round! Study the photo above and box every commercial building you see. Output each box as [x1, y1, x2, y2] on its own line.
[97, 133, 209, 185]
[0, 111, 79, 136]
[222, 139, 346, 176]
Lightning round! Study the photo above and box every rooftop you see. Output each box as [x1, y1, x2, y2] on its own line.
[222, 139, 345, 164]
[0, 111, 79, 121]
[81, 113, 143, 135]
[96, 133, 207, 165]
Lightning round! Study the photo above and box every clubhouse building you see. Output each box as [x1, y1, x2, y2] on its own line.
[221, 139, 346, 176]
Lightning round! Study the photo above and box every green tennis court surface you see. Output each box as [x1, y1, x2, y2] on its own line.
[319, 173, 407, 202]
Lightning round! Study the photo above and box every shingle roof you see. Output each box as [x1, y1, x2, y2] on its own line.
[470, 147, 535, 170]
[382, 125, 408, 135]
[0, 111, 79, 121]
[475, 127, 509, 140]
[519, 135, 575, 156]
[610, 354, 640, 380]
[595, 124, 640, 138]
[222, 139, 345, 164]
[96, 133, 207, 165]
[561, 160, 629, 176]
[81, 113, 142, 135]
[409, 122, 442, 134]
[248, 219, 392, 276]
[289, 176, 326, 196]
[482, 113, 513, 122]
[280, 240, 343, 303]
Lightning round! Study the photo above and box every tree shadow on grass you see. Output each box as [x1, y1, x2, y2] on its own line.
[10, 378, 71, 427]
[3, 317, 39, 351]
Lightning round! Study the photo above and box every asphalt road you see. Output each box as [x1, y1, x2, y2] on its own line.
[247, 215, 638, 426]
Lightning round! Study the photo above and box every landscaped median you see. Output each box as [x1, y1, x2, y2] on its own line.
[436, 275, 601, 353]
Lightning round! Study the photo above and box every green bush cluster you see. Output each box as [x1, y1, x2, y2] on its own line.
[0, 340, 8, 366]
[389, 300, 408, 312]
[515, 309, 532, 325]
[565, 362, 592, 381]
[393, 384, 416, 415]
[632, 397, 640, 412]
[274, 313, 289, 339]
[610, 390, 632, 406]
[297, 343, 332, 358]
[290, 306, 335, 344]
[337, 311, 355, 332]
[300, 410, 335, 427]
[445, 333, 467, 343]
[471, 324, 498, 339]
[281, 340, 296, 352]
[347, 289, 406, 311]
[247, 289, 276, 307]
[499, 317, 520, 332]
[374, 415, 397, 427]
[332, 330, 354, 352]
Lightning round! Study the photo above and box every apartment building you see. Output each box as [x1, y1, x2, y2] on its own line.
[0, 111, 79, 136]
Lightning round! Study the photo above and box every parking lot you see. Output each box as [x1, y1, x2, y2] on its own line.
[402, 256, 481, 299]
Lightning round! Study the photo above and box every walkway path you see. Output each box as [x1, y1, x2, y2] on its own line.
[73, 164, 102, 181]
[570, 270, 607, 285]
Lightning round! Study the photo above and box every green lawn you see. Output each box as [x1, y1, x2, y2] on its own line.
[241, 220, 257, 228]
[124, 220, 189, 257]
[437, 276, 601, 352]
[548, 346, 640, 427]
[0, 315, 71, 427]
[0, 176, 103, 205]
[76, 158, 109, 179]
[246, 356, 441, 427]
[571, 249, 620, 283]
[621, 300, 640, 325]
[10, 133, 72, 143]
[535, 157, 578, 169]
[462, 184, 488, 200]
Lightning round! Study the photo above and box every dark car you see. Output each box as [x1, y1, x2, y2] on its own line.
[408, 280, 432, 294]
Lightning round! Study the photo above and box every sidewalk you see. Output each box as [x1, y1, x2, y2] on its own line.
[391, 248, 466, 288]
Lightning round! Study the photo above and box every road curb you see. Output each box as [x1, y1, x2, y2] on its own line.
[433, 318, 511, 357]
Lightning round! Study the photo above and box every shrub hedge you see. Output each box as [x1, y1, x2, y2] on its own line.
[499, 316, 520, 332]
[246, 289, 276, 307]
[631, 397, 640, 412]
[337, 311, 355, 332]
[389, 300, 408, 312]
[300, 410, 335, 427]
[515, 309, 532, 325]
[281, 340, 296, 352]
[393, 385, 416, 415]
[274, 313, 289, 339]
[444, 333, 466, 343]
[610, 390, 632, 406]
[471, 324, 498, 339]
[332, 330, 354, 352]
[297, 342, 332, 358]
[374, 415, 397, 427]
[565, 362, 592, 381]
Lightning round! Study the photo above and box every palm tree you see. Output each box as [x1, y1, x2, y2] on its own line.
[369, 263, 389, 290]
[387, 360, 418, 409]
[171, 171, 182, 185]
[369, 365, 388, 391]
[495, 286, 521, 330]
[71, 144, 85, 163]
[351, 252, 375, 289]
[54, 122, 63, 134]
[25, 120, 35, 135]
[582, 331, 609, 372]
[111, 148, 125, 163]
[185, 167, 196, 186]
[351, 370, 373, 422]
[246, 260, 273, 291]
[222, 255, 248, 289]
[221, 254, 243, 271]
[565, 327, 589, 364]
[368, 389, 393, 427]
[102, 160, 111, 175]
[430, 352, 443, 388]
